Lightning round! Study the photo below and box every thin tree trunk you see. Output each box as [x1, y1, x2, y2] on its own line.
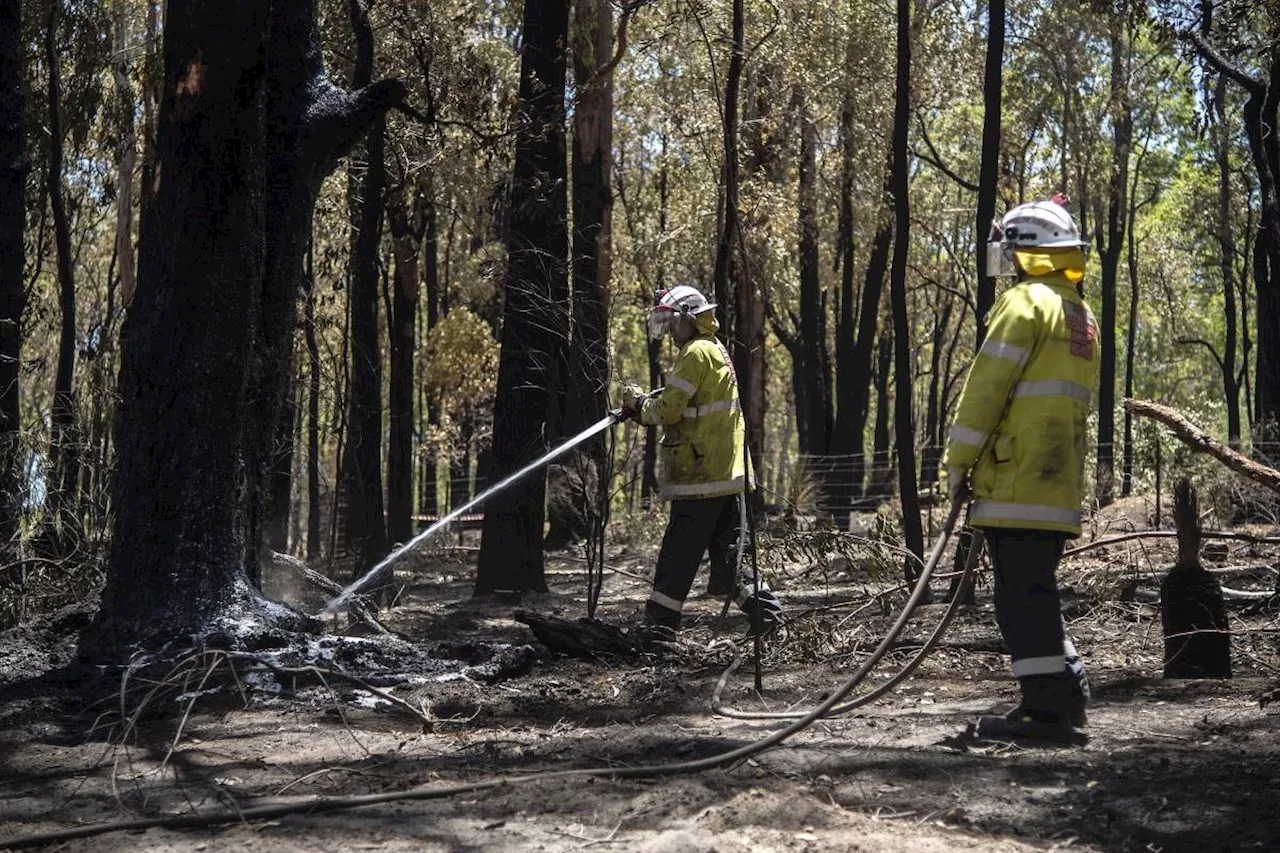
[975, 0, 1003, 342]
[1213, 75, 1243, 448]
[341, 0, 390, 594]
[112, 5, 138, 310]
[567, 0, 613, 439]
[264, 374, 296, 553]
[476, 0, 570, 595]
[869, 326, 893, 501]
[641, 154, 668, 508]
[711, 0, 744, 351]
[0, 0, 24, 550]
[798, 93, 829, 457]
[387, 183, 423, 546]
[304, 244, 322, 562]
[891, 0, 925, 572]
[1096, 10, 1132, 509]
[1122, 181, 1140, 497]
[46, 0, 80, 547]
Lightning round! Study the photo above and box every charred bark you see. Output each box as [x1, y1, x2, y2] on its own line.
[92, 0, 404, 652]
[304, 245, 322, 562]
[387, 181, 425, 547]
[890, 0, 925, 571]
[711, 0, 744, 350]
[1095, 10, 1132, 509]
[475, 0, 570, 595]
[341, 0, 390, 595]
[868, 326, 893, 502]
[974, 0, 1003, 341]
[0, 0, 24, 550]
[797, 95, 830, 457]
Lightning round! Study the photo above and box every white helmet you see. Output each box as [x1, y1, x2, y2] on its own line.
[648, 284, 716, 340]
[986, 196, 1087, 277]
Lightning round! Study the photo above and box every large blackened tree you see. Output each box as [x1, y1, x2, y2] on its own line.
[475, 0, 570, 595]
[91, 0, 404, 651]
[0, 0, 23, 549]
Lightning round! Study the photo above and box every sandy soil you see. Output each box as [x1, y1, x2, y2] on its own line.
[2, 510, 1279, 852]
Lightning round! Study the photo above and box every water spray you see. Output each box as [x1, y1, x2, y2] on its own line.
[319, 409, 630, 616]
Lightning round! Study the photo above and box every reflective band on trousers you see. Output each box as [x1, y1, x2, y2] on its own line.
[648, 589, 684, 613]
[949, 424, 987, 448]
[980, 338, 1029, 365]
[971, 500, 1081, 526]
[682, 398, 741, 419]
[1012, 654, 1067, 677]
[665, 374, 697, 395]
[662, 475, 746, 498]
[1012, 378, 1092, 403]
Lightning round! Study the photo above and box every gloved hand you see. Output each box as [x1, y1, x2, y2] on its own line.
[618, 383, 645, 421]
[947, 466, 971, 505]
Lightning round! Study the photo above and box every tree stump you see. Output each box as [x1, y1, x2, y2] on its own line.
[1161, 479, 1231, 678]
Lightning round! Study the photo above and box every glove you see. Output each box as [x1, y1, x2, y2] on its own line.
[619, 383, 645, 421]
[947, 466, 971, 505]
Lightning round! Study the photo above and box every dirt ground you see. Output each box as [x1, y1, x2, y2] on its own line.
[2, 503, 1279, 852]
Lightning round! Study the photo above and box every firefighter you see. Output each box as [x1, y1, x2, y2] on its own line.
[944, 197, 1097, 740]
[621, 285, 785, 635]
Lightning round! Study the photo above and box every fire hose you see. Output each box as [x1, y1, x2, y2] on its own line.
[712, 498, 983, 719]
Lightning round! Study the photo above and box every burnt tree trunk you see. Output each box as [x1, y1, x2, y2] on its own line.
[711, 0, 744, 354]
[798, 94, 830, 458]
[567, 0, 612, 439]
[974, 0, 1003, 341]
[387, 181, 425, 547]
[641, 155, 669, 508]
[1161, 478, 1231, 679]
[475, 0, 570, 595]
[868, 326, 893, 502]
[1094, 9, 1132, 509]
[304, 244, 323, 561]
[341, 0, 390, 595]
[112, 3, 138, 310]
[546, 0, 614, 549]
[92, 0, 404, 652]
[890, 0, 925, 573]
[420, 174, 440, 518]
[1213, 73, 1244, 448]
[0, 0, 24, 550]
[46, 0, 80, 547]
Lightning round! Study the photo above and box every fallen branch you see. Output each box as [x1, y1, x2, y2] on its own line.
[1123, 398, 1280, 494]
[1065, 530, 1280, 559]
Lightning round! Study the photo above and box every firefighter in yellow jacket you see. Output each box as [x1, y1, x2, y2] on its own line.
[944, 198, 1097, 741]
[621, 285, 784, 633]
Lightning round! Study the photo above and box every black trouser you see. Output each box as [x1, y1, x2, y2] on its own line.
[646, 495, 776, 627]
[982, 528, 1085, 683]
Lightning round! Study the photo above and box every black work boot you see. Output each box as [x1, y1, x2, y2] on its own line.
[974, 675, 1086, 743]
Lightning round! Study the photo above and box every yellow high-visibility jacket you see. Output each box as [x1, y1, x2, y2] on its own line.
[943, 276, 1099, 536]
[638, 319, 749, 500]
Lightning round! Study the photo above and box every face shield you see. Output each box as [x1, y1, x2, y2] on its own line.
[985, 220, 1018, 278]
[648, 307, 675, 340]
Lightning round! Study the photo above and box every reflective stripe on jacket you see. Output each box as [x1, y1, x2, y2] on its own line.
[942, 276, 1099, 536]
[639, 334, 749, 500]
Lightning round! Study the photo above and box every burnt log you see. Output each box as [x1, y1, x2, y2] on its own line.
[513, 609, 671, 658]
[1161, 479, 1231, 679]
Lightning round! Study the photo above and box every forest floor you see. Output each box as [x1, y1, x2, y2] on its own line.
[2, 497, 1279, 852]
